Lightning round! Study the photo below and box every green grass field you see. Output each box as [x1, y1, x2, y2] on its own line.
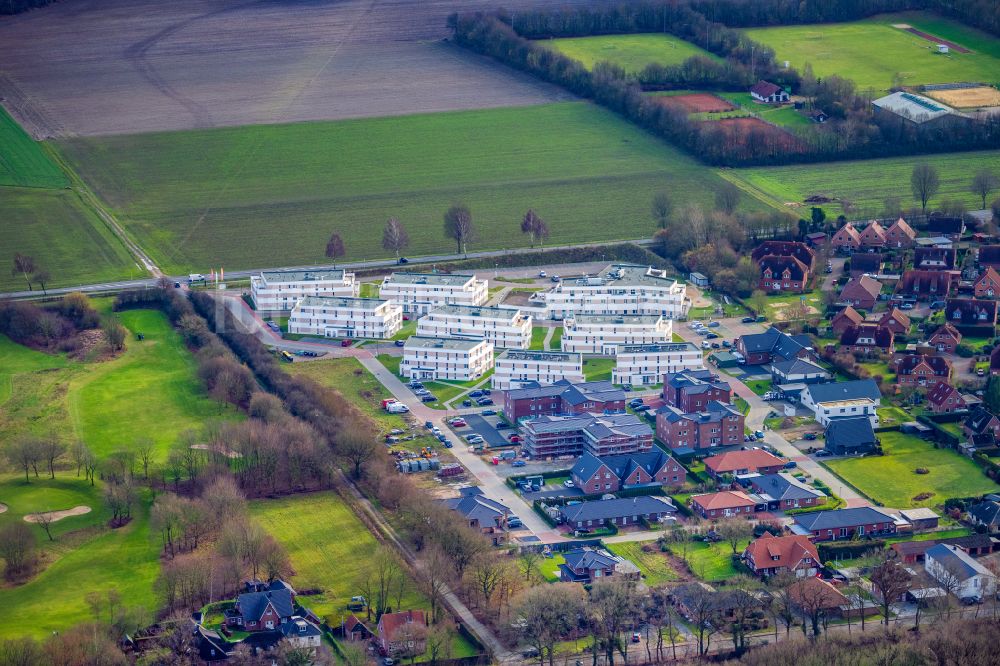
[606, 541, 679, 585]
[583, 357, 616, 382]
[545, 34, 717, 72]
[54, 102, 770, 275]
[826, 431, 998, 507]
[1, 309, 234, 461]
[0, 108, 67, 189]
[730, 149, 1000, 215]
[684, 538, 749, 582]
[745, 12, 1000, 92]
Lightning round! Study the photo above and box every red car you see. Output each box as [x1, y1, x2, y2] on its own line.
[341, 339, 353, 347]
[509, 434, 522, 443]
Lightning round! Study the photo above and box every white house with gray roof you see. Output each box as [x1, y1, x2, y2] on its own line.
[288, 296, 402, 339]
[925, 543, 996, 601]
[493, 350, 584, 390]
[531, 264, 688, 320]
[379, 272, 487, 314]
[250, 268, 358, 312]
[800, 379, 881, 426]
[613, 342, 704, 386]
[416, 304, 531, 349]
[401, 336, 494, 381]
[562, 314, 672, 354]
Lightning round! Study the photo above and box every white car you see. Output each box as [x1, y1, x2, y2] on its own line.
[563, 479, 575, 488]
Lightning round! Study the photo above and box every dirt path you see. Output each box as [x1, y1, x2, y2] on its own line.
[23, 505, 91, 523]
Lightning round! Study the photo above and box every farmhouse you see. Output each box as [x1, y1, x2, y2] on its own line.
[690, 490, 760, 519]
[612, 342, 705, 386]
[839, 275, 882, 310]
[287, 296, 403, 339]
[974, 267, 1000, 299]
[444, 487, 515, 546]
[913, 247, 956, 271]
[662, 369, 732, 412]
[250, 269, 358, 312]
[560, 495, 676, 530]
[537, 264, 688, 321]
[227, 583, 296, 631]
[839, 324, 894, 355]
[896, 270, 955, 300]
[831, 224, 861, 252]
[823, 416, 877, 456]
[379, 272, 488, 314]
[735, 327, 815, 365]
[858, 221, 887, 248]
[499, 379, 625, 421]
[703, 449, 785, 480]
[830, 306, 864, 336]
[750, 80, 789, 104]
[742, 533, 820, 578]
[878, 308, 911, 336]
[493, 350, 584, 390]
[927, 381, 967, 413]
[571, 450, 685, 494]
[800, 379, 881, 427]
[885, 217, 917, 248]
[895, 354, 951, 388]
[655, 401, 744, 451]
[377, 611, 427, 657]
[929, 323, 962, 353]
[748, 472, 826, 510]
[771, 358, 831, 385]
[872, 92, 955, 126]
[561, 314, 672, 354]
[925, 544, 996, 601]
[400, 336, 494, 381]
[792, 507, 897, 541]
[521, 412, 653, 458]
[416, 304, 532, 349]
[559, 548, 632, 583]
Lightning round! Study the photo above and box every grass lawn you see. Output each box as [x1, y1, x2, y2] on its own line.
[743, 378, 773, 396]
[0, 477, 159, 639]
[730, 149, 1000, 217]
[606, 541, 680, 585]
[391, 319, 418, 341]
[539, 554, 567, 583]
[545, 34, 718, 72]
[550, 326, 563, 350]
[377, 353, 403, 376]
[858, 361, 893, 379]
[745, 11, 1000, 93]
[939, 421, 964, 437]
[54, 102, 771, 275]
[764, 290, 823, 321]
[715, 92, 813, 128]
[683, 539, 748, 582]
[529, 326, 547, 350]
[1, 310, 233, 461]
[826, 431, 999, 507]
[877, 405, 911, 426]
[583, 357, 616, 382]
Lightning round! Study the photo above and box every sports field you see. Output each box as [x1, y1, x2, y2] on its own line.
[745, 12, 1000, 92]
[728, 149, 1000, 214]
[825, 431, 998, 508]
[546, 34, 717, 72]
[54, 102, 766, 274]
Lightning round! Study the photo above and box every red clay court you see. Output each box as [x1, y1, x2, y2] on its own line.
[656, 92, 736, 113]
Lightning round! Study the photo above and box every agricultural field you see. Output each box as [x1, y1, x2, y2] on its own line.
[1, 309, 235, 460]
[0, 108, 67, 188]
[729, 149, 1000, 214]
[54, 102, 771, 275]
[545, 34, 717, 72]
[825, 431, 999, 508]
[0, 475, 159, 639]
[745, 12, 1000, 92]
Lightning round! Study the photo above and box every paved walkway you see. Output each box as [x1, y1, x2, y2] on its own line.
[542, 326, 555, 351]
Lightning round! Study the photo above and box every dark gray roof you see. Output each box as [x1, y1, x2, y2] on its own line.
[824, 416, 877, 449]
[280, 617, 322, 639]
[572, 451, 676, 483]
[794, 507, 894, 532]
[561, 380, 626, 406]
[806, 379, 881, 404]
[739, 327, 812, 362]
[965, 406, 999, 435]
[562, 547, 620, 571]
[237, 589, 295, 623]
[656, 401, 741, 425]
[926, 543, 989, 581]
[752, 473, 826, 502]
[503, 383, 563, 400]
[772, 358, 828, 377]
[561, 496, 675, 523]
[444, 488, 512, 523]
[524, 413, 651, 440]
[968, 500, 1000, 527]
[664, 370, 729, 394]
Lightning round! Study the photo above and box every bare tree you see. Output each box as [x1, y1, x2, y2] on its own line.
[0, 522, 36, 579]
[33, 268, 51, 295]
[870, 552, 912, 626]
[39, 438, 65, 479]
[382, 217, 410, 260]
[325, 232, 346, 265]
[467, 552, 507, 613]
[104, 317, 127, 352]
[4, 437, 43, 483]
[589, 577, 639, 665]
[443, 203, 475, 256]
[715, 181, 741, 214]
[911, 163, 940, 214]
[651, 191, 673, 229]
[517, 548, 541, 583]
[749, 289, 769, 317]
[971, 170, 1000, 210]
[520, 209, 550, 247]
[717, 517, 752, 555]
[32, 508, 56, 541]
[726, 575, 761, 654]
[789, 578, 833, 638]
[682, 583, 720, 656]
[339, 431, 379, 479]
[11, 252, 35, 291]
[417, 545, 450, 624]
[767, 572, 797, 639]
[69, 441, 88, 477]
[424, 624, 454, 666]
[135, 438, 154, 479]
[515, 582, 586, 666]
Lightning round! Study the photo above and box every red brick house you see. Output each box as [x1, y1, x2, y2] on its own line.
[858, 221, 887, 248]
[895, 270, 955, 300]
[691, 491, 760, 519]
[840, 323, 894, 355]
[928, 323, 962, 354]
[975, 267, 1000, 299]
[878, 308, 911, 336]
[703, 450, 785, 480]
[964, 406, 1000, 442]
[655, 402, 744, 451]
[571, 450, 685, 494]
[913, 247, 956, 271]
[377, 611, 426, 657]
[751, 241, 816, 270]
[830, 306, 864, 336]
[946, 298, 998, 331]
[758, 256, 810, 293]
[839, 275, 882, 310]
[927, 381, 967, 413]
[831, 224, 861, 252]
[742, 533, 820, 578]
[793, 507, 897, 542]
[228, 585, 296, 632]
[661, 369, 732, 412]
[884, 217, 917, 248]
[895, 354, 951, 388]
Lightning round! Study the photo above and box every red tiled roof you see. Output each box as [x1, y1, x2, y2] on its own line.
[840, 323, 894, 349]
[751, 80, 782, 97]
[789, 577, 848, 609]
[879, 308, 911, 330]
[840, 275, 882, 301]
[744, 532, 819, 571]
[379, 610, 426, 643]
[896, 354, 950, 376]
[703, 450, 784, 474]
[692, 490, 756, 510]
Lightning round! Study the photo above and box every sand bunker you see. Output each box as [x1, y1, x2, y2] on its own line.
[0, 503, 7, 514]
[23, 505, 91, 523]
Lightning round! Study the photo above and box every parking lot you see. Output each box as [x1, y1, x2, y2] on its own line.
[460, 413, 516, 450]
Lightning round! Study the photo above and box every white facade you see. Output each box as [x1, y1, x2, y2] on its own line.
[288, 297, 403, 339]
[531, 264, 688, 321]
[380, 272, 488, 315]
[925, 544, 997, 601]
[250, 269, 358, 311]
[401, 336, 494, 381]
[492, 350, 585, 391]
[805, 398, 879, 427]
[562, 314, 672, 354]
[416, 305, 532, 349]
[612, 343, 704, 386]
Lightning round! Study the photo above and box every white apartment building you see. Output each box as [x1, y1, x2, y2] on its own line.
[288, 297, 403, 339]
[612, 343, 704, 386]
[492, 350, 585, 391]
[562, 314, 672, 355]
[400, 336, 494, 381]
[416, 304, 532, 349]
[531, 264, 688, 320]
[250, 269, 358, 311]
[379, 272, 488, 314]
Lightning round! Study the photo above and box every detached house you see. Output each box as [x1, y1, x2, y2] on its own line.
[735, 327, 815, 365]
[896, 270, 955, 300]
[830, 306, 864, 336]
[974, 267, 1000, 299]
[878, 308, 911, 336]
[751, 241, 816, 270]
[927, 381, 967, 413]
[895, 354, 951, 388]
[832, 224, 861, 252]
[771, 358, 831, 385]
[571, 450, 685, 494]
[227, 583, 296, 632]
[839, 275, 882, 310]
[964, 406, 1000, 442]
[559, 547, 632, 584]
[690, 490, 761, 519]
[968, 500, 1000, 531]
[378, 611, 427, 658]
[840, 323, 894, 355]
[758, 256, 810, 293]
[742, 533, 820, 578]
[444, 487, 514, 546]
[925, 544, 996, 602]
[885, 217, 917, 248]
[792, 507, 897, 541]
[824, 416, 877, 455]
[929, 323, 962, 353]
[858, 221, 887, 248]
[560, 496, 676, 529]
[750, 80, 789, 104]
[703, 449, 785, 480]
[748, 472, 826, 510]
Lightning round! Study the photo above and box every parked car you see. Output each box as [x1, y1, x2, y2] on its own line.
[511, 460, 525, 467]
[815, 449, 830, 457]
[469, 390, 484, 398]
[421, 394, 437, 402]
[424, 421, 434, 428]
[410, 382, 424, 389]
[706, 332, 719, 339]
[634, 405, 651, 412]
[803, 432, 818, 441]
[708, 321, 720, 328]
[754, 430, 765, 439]
[509, 435, 522, 443]
[930, 300, 946, 310]
[482, 389, 491, 395]
[394, 340, 405, 347]
[174, 281, 181, 288]
[539, 271, 547, 278]
[722, 340, 732, 348]
[900, 302, 915, 310]
[711, 343, 721, 349]
[783, 461, 797, 469]
[551, 275, 561, 283]
[477, 397, 494, 406]
[341, 339, 353, 347]
[495, 422, 511, 430]
[622, 383, 633, 391]
[564, 479, 575, 488]
[397, 257, 409, 264]
[462, 399, 473, 407]
[481, 409, 497, 416]
[742, 316, 756, 323]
